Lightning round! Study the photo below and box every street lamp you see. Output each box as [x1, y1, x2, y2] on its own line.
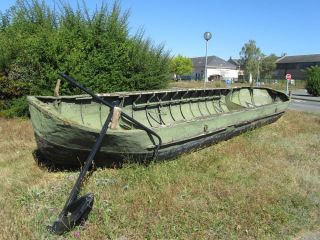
[257, 56, 261, 85]
[203, 32, 212, 85]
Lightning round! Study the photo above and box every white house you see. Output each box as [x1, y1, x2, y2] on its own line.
[191, 55, 239, 81]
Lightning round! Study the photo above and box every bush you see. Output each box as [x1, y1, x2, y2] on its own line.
[0, 97, 29, 118]
[305, 66, 320, 96]
[0, 0, 171, 117]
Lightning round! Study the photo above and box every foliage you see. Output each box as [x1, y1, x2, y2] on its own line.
[261, 54, 278, 79]
[239, 40, 262, 80]
[305, 65, 320, 96]
[239, 41, 278, 82]
[0, 97, 29, 118]
[0, 0, 171, 117]
[170, 55, 193, 76]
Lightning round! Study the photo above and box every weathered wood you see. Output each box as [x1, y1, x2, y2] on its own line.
[110, 107, 122, 129]
[54, 79, 61, 97]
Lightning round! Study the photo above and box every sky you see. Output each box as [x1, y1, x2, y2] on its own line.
[1, 0, 319, 60]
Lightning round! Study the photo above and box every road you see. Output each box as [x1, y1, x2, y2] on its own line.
[289, 99, 320, 114]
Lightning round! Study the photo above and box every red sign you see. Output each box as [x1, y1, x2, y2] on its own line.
[285, 74, 292, 80]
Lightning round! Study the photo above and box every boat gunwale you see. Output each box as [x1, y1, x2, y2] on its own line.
[28, 86, 288, 100]
[27, 87, 290, 134]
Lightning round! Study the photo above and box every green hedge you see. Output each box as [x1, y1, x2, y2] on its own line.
[0, 0, 171, 117]
[306, 66, 320, 96]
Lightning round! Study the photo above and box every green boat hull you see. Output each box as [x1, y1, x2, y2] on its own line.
[28, 87, 290, 167]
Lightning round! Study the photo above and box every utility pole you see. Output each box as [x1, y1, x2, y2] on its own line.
[203, 32, 212, 87]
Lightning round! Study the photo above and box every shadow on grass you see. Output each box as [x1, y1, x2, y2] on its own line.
[32, 149, 154, 172]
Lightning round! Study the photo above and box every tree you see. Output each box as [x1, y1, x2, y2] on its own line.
[0, 0, 171, 117]
[239, 40, 262, 81]
[305, 66, 320, 96]
[170, 55, 193, 78]
[261, 54, 278, 79]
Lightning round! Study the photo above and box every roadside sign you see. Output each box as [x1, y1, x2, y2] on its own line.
[226, 79, 231, 88]
[285, 74, 292, 80]
[285, 74, 291, 95]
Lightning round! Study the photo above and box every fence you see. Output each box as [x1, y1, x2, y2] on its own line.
[260, 79, 306, 88]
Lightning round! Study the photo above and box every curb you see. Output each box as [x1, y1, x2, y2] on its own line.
[291, 96, 320, 103]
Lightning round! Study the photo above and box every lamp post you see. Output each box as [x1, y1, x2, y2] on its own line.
[203, 32, 212, 86]
[257, 56, 261, 85]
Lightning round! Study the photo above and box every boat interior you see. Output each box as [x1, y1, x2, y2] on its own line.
[33, 87, 288, 129]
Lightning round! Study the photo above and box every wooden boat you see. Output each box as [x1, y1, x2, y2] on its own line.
[28, 86, 290, 167]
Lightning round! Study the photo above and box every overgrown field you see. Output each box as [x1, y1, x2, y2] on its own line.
[0, 110, 319, 239]
[169, 80, 306, 90]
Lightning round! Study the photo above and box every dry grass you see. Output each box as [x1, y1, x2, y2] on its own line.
[0, 111, 319, 239]
[169, 80, 305, 91]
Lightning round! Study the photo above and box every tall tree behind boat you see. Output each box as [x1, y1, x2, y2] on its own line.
[0, 0, 171, 117]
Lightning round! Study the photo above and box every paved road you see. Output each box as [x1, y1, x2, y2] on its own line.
[289, 99, 320, 114]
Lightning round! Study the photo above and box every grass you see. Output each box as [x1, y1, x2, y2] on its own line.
[0, 110, 319, 239]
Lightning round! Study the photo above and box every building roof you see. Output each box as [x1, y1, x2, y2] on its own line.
[276, 54, 320, 64]
[191, 56, 237, 69]
[228, 57, 244, 66]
